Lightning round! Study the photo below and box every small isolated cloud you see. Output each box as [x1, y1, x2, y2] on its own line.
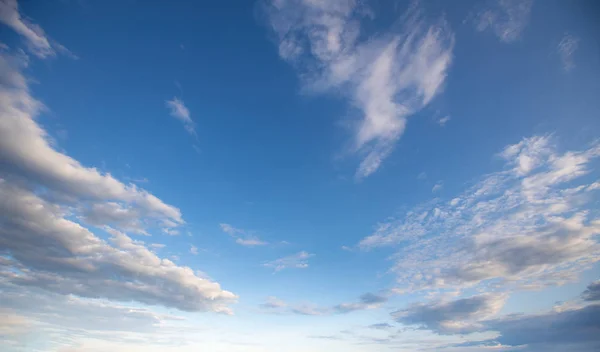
[334, 292, 388, 313]
[437, 116, 451, 127]
[0, 0, 74, 59]
[263, 251, 313, 272]
[582, 280, 600, 301]
[219, 223, 268, 247]
[557, 33, 579, 72]
[472, 0, 534, 43]
[260, 296, 287, 309]
[368, 323, 393, 330]
[417, 172, 427, 180]
[165, 97, 196, 135]
[262, 1, 454, 179]
[190, 245, 198, 255]
[150, 243, 165, 249]
[432, 181, 443, 193]
[393, 293, 507, 334]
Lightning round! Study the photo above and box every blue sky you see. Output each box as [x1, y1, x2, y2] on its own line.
[1, 0, 599, 351]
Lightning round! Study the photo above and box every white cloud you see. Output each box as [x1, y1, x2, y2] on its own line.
[263, 0, 454, 178]
[438, 116, 451, 126]
[473, 0, 534, 43]
[263, 251, 313, 272]
[359, 135, 600, 293]
[432, 181, 443, 193]
[165, 97, 195, 135]
[260, 296, 287, 309]
[219, 223, 268, 247]
[0, 0, 73, 59]
[0, 51, 236, 314]
[190, 245, 198, 255]
[557, 33, 579, 72]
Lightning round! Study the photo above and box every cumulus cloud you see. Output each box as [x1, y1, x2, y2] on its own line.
[219, 223, 268, 247]
[557, 33, 579, 72]
[262, 0, 454, 178]
[0, 0, 74, 59]
[0, 51, 236, 314]
[263, 251, 313, 272]
[472, 0, 534, 43]
[359, 135, 600, 292]
[165, 97, 195, 135]
[393, 294, 507, 334]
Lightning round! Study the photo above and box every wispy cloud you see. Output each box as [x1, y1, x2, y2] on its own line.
[263, 251, 313, 272]
[359, 135, 600, 293]
[166, 97, 196, 135]
[437, 115, 451, 127]
[262, 0, 454, 179]
[219, 223, 268, 247]
[557, 33, 579, 72]
[472, 0, 534, 43]
[0, 0, 74, 59]
[190, 245, 199, 255]
[432, 181, 443, 193]
[259, 296, 287, 309]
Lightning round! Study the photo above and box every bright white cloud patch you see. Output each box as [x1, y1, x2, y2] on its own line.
[166, 97, 196, 135]
[263, 0, 454, 178]
[0, 51, 236, 314]
[360, 135, 600, 293]
[473, 0, 534, 43]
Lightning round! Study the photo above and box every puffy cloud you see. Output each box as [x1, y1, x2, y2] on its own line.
[582, 280, 600, 302]
[165, 97, 195, 135]
[220, 223, 268, 247]
[472, 0, 534, 43]
[263, 251, 313, 272]
[262, 0, 454, 178]
[393, 294, 506, 334]
[189, 245, 198, 255]
[0, 51, 236, 314]
[358, 135, 600, 292]
[557, 33, 579, 72]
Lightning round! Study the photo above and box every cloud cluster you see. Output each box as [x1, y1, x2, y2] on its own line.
[359, 135, 600, 292]
[219, 223, 268, 246]
[0, 51, 236, 313]
[262, 0, 454, 178]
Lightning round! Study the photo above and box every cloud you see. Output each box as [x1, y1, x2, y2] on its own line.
[165, 97, 195, 135]
[480, 302, 600, 351]
[0, 0, 73, 59]
[582, 280, 600, 301]
[260, 296, 287, 309]
[0, 51, 236, 314]
[393, 294, 507, 334]
[189, 245, 198, 255]
[432, 181, 443, 193]
[334, 292, 388, 313]
[263, 251, 313, 272]
[557, 33, 579, 72]
[358, 135, 600, 292]
[368, 323, 393, 330]
[472, 0, 534, 43]
[262, 0, 454, 178]
[437, 116, 451, 126]
[219, 223, 268, 247]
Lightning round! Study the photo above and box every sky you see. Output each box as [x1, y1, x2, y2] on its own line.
[0, 0, 599, 351]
